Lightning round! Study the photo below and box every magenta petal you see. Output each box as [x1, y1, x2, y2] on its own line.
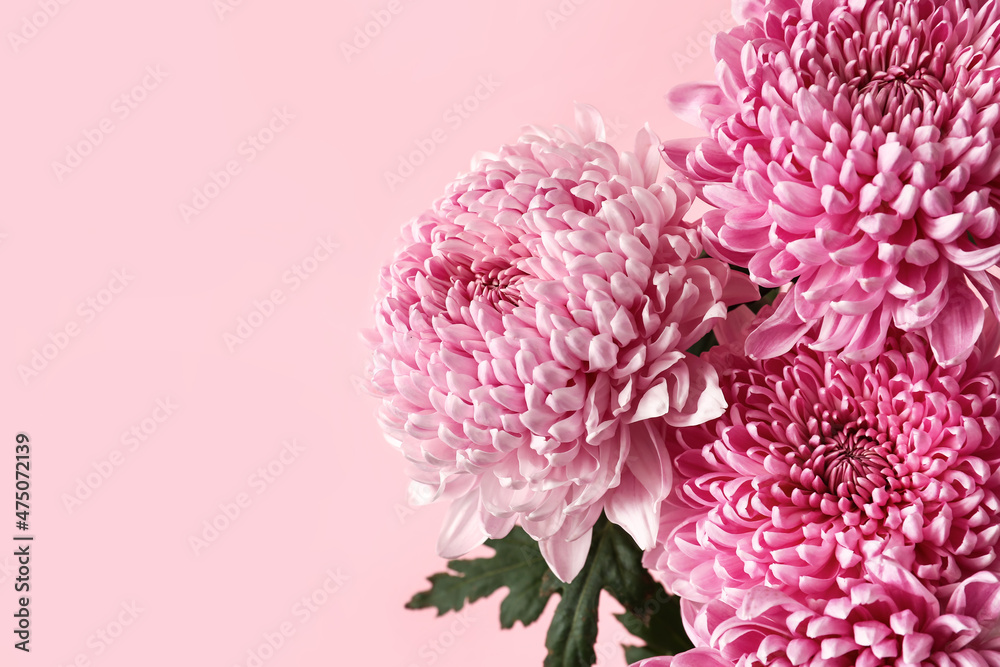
[739, 587, 799, 620]
[715, 305, 756, 350]
[939, 242, 1000, 272]
[865, 558, 938, 622]
[969, 270, 1000, 344]
[720, 269, 760, 304]
[923, 213, 973, 244]
[947, 572, 1000, 624]
[631, 648, 734, 667]
[927, 279, 986, 366]
[745, 292, 812, 359]
[773, 181, 824, 216]
[662, 137, 709, 172]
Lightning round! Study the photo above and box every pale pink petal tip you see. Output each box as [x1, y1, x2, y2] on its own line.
[538, 531, 592, 583]
[665, 83, 728, 130]
[608, 420, 674, 550]
[436, 491, 488, 559]
[573, 102, 606, 143]
[731, 0, 766, 23]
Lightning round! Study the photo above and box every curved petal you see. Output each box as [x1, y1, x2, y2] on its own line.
[604, 422, 673, 549]
[666, 83, 728, 130]
[436, 489, 488, 559]
[744, 291, 812, 359]
[538, 528, 593, 583]
[927, 279, 986, 367]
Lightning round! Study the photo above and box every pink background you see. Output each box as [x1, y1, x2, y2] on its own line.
[3, 0, 731, 664]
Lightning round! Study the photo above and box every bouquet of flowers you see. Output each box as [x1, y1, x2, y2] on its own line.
[364, 0, 1000, 664]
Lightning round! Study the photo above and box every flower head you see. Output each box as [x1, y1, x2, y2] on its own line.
[683, 558, 1000, 667]
[664, 0, 1000, 366]
[367, 106, 756, 581]
[646, 302, 1000, 603]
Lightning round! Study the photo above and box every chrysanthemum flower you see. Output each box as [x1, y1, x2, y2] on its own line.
[646, 302, 1000, 603]
[663, 0, 1000, 366]
[675, 558, 1000, 667]
[366, 106, 757, 581]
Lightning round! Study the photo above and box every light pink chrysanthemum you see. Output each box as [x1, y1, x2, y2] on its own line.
[677, 558, 1000, 667]
[646, 302, 1000, 603]
[366, 106, 757, 581]
[664, 0, 1000, 366]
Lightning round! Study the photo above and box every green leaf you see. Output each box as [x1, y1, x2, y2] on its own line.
[406, 527, 559, 629]
[746, 286, 780, 314]
[686, 330, 718, 357]
[599, 520, 665, 621]
[616, 585, 694, 662]
[543, 536, 605, 667]
[623, 644, 660, 664]
[545, 517, 668, 667]
[500, 564, 562, 629]
[408, 516, 693, 667]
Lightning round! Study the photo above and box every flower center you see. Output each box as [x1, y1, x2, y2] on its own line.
[810, 425, 892, 500]
[858, 65, 942, 115]
[469, 265, 523, 307]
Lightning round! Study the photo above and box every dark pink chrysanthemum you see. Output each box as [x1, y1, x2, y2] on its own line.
[630, 647, 733, 667]
[645, 302, 1000, 604]
[664, 0, 1000, 366]
[366, 106, 757, 581]
[669, 558, 1000, 667]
